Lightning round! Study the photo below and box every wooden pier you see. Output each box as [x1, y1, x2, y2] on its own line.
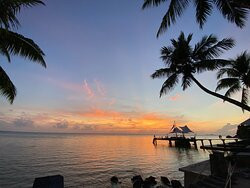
[153, 136, 239, 149]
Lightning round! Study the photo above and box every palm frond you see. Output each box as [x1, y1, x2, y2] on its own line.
[214, 0, 248, 28]
[195, 59, 230, 73]
[142, 0, 167, 9]
[192, 34, 218, 60]
[142, 0, 249, 37]
[181, 74, 192, 90]
[0, 47, 11, 62]
[0, 29, 46, 67]
[0, 0, 45, 29]
[224, 82, 241, 98]
[245, 70, 250, 88]
[151, 68, 174, 79]
[216, 78, 239, 92]
[202, 38, 235, 59]
[233, 0, 250, 9]
[186, 33, 193, 43]
[217, 67, 239, 79]
[234, 51, 250, 74]
[194, 0, 213, 28]
[0, 66, 16, 104]
[159, 73, 179, 97]
[160, 46, 173, 65]
[156, 0, 190, 37]
[171, 38, 178, 48]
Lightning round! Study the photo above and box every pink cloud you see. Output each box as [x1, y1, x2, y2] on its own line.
[169, 94, 181, 101]
[94, 79, 106, 96]
[83, 80, 94, 98]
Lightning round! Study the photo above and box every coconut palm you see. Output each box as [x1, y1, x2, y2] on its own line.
[142, 0, 249, 37]
[0, 0, 45, 104]
[216, 51, 250, 110]
[151, 32, 250, 111]
[0, 0, 44, 29]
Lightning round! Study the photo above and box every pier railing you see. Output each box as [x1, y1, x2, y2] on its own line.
[153, 136, 240, 150]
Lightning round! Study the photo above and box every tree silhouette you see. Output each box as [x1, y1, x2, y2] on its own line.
[142, 0, 249, 37]
[152, 32, 250, 111]
[216, 51, 250, 111]
[0, 0, 46, 104]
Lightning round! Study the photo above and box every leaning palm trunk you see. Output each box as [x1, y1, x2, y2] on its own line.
[191, 75, 250, 112]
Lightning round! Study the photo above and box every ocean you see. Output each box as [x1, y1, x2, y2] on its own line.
[0, 131, 211, 187]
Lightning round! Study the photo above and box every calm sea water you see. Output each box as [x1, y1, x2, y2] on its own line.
[0, 131, 212, 187]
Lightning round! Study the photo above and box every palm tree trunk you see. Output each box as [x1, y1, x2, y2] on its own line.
[233, 0, 250, 9]
[190, 75, 250, 112]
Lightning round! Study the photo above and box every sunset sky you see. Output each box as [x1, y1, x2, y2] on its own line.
[0, 0, 249, 134]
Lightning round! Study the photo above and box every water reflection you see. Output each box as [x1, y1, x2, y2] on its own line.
[0, 132, 209, 187]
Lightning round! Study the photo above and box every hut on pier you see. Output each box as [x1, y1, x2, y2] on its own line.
[170, 126, 183, 137]
[169, 124, 193, 148]
[179, 125, 193, 135]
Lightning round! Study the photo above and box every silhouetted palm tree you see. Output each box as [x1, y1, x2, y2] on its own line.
[0, 0, 45, 104]
[216, 51, 250, 110]
[142, 0, 249, 37]
[0, 0, 44, 29]
[151, 32, 250, 111]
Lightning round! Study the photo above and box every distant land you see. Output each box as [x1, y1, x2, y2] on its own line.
[215, 123, 238, 136]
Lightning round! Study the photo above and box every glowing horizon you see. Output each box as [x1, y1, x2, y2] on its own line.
[0, 0, 249, 134]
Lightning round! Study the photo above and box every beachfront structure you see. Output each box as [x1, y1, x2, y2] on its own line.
[180, 141, 250, 187]
[153, 124, 196, 147]
[180, 118, 250, 188]
[179, 125, 193, 134]
[170, 126, 183, 137]
[237, 118, 250, 139]
[169, 124, 194, 136]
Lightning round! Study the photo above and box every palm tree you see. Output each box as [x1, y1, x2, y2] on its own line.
[0, 0, 45, 29]
[151, 32, 250, 111]
[142, 0, 249, 37]
[0, 0, 45, 104]
[216, 51, 250, 110]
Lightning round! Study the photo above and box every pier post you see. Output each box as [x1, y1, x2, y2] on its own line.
[201, 140, 204, 149]
[153, 138, 157, 145]
[194, 139, 198, 149]
[169, 139, 172, 147]
[221, 139, 226, 148]
[209, 139, 213, 148]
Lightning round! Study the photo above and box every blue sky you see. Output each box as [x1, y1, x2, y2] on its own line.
[0, 0, 249, 133]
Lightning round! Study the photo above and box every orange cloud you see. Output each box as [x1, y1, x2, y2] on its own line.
[2, 105, 246, 134]
[135, 113, 179, 130]
[76, 108, 122, 119]
[45, 108, 178, 132]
